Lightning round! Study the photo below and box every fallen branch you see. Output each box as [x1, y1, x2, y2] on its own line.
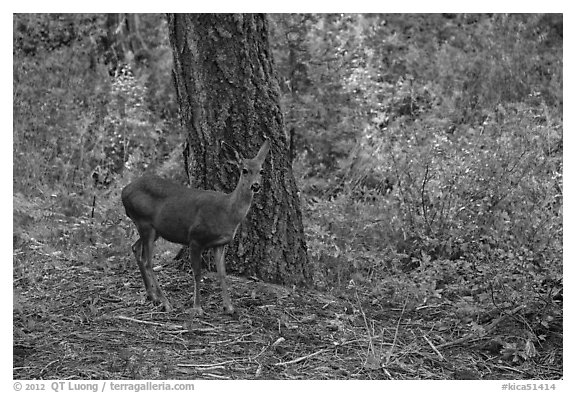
[424, 334, 444, 360]
[385, 297, 408, 365]
[437, 305, 525, 349]
[178, 359, 239, 368]
[116, 315, 175, 327]
[202, 373, 231, 379]
[116, 315, 216, 333]
[210, 331, 255, 345]
[274, 349, 326, 366]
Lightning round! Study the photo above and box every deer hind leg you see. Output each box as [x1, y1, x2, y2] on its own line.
[214, 245, 234, 314]
[135, 225, 172, 311]
[188, 245, 204, 316]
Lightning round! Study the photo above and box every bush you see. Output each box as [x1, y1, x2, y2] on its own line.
[294, 15, 562, 326]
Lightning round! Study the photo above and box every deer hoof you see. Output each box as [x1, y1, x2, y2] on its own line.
[190, 306, 204, 317]
[161, 300, 173, 312]
[149, 294, 172, 312]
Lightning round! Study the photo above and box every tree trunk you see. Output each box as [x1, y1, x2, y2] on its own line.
[105, 14, 149, 73]
[167, 14, 310, 286]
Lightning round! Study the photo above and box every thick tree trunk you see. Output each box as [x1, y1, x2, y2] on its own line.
[167, 14, 310, 285]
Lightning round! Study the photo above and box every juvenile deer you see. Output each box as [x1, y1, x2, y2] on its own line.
[121, 139, 270, 315]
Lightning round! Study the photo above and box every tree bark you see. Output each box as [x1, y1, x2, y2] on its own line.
[167, 14, 309, 285]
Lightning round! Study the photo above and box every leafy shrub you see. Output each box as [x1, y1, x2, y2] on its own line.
[292, 15, 562, 332]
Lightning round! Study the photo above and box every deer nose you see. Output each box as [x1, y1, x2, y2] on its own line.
[251, 183, 261, 193]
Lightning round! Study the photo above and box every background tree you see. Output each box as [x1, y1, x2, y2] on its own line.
[167, 14, 310, 285]
[104, 14, 151, 74]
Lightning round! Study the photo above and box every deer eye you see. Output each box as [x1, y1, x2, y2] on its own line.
[259, 169, 264, 175]
[242, 168, 249, 175]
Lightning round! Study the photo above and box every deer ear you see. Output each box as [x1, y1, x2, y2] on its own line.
[220, 141, 242, 166]
[256, 139, 271, 162]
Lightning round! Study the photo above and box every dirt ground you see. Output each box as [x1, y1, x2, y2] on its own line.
[13, 237, 562, 380]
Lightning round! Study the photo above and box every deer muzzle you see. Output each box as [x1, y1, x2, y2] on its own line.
[251, 183, 261, 193]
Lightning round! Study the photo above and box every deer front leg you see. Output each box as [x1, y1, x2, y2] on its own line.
[140, 228, 172, 312]
[214, 245, 234, 314]
[189, 245, 204, 316]
[133, 237, 167, 308]
[132, 238, 153, 294]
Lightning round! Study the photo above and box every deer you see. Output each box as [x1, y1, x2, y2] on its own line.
[121, 139, 270, 315]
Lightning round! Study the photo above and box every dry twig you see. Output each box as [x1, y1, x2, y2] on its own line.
[177, 359, 239, 368]
[423, 334, 444, 360]
[274, 349, 327, 366]
[437, 305, 525, 349]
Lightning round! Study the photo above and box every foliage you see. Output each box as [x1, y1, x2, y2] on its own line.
[271, 14, 562, 172]
[13, 14, 179, 194]
[272, 13, 562, 369]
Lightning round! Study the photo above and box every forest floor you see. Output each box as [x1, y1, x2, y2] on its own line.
[13, 192, 562, 381]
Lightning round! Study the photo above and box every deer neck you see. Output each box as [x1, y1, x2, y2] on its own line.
[229, 179, 254, 222]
